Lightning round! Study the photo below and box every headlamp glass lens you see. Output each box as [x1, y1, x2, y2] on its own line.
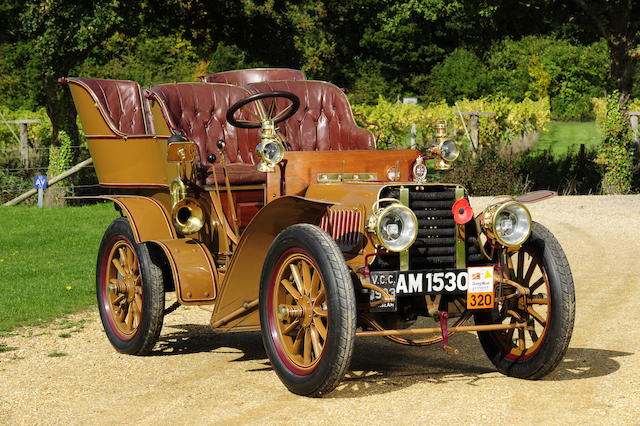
[263, 141, 282, 162]
[376, 205, 417, 251]
[493, 203, 531, 246]
[441, 140, 459, 162]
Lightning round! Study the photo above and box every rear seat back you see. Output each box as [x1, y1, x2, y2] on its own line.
[146, 83, 265, 184]
[201, 68, 306, 86]
[246, 80, 375, 151]
[61, 77, 153, 136]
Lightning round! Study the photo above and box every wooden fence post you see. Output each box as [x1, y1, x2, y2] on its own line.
[459, 111, 494, 157]
[6, 119, 41, 168]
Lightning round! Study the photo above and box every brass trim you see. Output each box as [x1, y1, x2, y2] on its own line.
[454, 187, 466, 269]
[356, 322, 527, 337]
[399, 187, 410, 271]
[317, 172, 379, 183]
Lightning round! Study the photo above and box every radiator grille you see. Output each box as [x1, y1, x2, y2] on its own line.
[372, 186, 483, 270]
[320, 209, 362, 252]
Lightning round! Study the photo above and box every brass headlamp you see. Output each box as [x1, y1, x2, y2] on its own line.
[480, 200, 532, 247]
[367, 198, 418, 252]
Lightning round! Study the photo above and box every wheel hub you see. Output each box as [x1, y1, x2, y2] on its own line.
[299, 296, 314, 328]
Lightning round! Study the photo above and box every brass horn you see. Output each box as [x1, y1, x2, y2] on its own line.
[170, 177, 205, 235]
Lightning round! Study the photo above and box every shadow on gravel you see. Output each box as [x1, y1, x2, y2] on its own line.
[329, 332, 496, 398]
[151, 324, 632, 398]
[330, 340, 632, 398]
[545, 347, 632, 381]
[151, 324, 268, 364]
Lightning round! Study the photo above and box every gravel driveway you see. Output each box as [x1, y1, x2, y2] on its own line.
[1, 195, 639, 424]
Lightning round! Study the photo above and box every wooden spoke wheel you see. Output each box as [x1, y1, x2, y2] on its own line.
[475, 222, 575, 379]
[271, 252, 328, 372]
[104, 240, 143, 338]
[97, 217, 166, 355]
[260, 224, 356, 397]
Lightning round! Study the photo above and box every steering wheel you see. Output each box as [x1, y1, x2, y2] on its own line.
[226, 91, 300, 129]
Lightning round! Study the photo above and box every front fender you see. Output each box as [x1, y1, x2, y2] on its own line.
[210, 196, 332, 331]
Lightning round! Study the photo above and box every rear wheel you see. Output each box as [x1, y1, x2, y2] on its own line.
[260, 224, 356, 397]
[475, 222, 575, 378]
[96, 217, 165, 355]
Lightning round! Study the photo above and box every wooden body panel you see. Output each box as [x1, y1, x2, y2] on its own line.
[210, 196, 331, 331]
[152, 238, 217, 304]
[218, 187, 265, 231]
[87, 138, 174, 188]
[266, 149, 421, 199]
[68, 84, 174, 188]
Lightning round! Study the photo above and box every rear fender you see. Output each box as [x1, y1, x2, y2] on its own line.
[151, 238, 217, 304]
[83, 195, 176, 243]
[102, 196, 216, 304]
[77, 196, 216, 304]
[210, 196, 332, 331]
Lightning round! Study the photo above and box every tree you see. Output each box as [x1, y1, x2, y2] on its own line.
[573, 0, 640, 105]
[428, 48, 487, 102]
[17, 1, 129, 148]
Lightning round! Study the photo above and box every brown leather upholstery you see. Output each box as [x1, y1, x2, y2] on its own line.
[63, 77, 151, 135]
[247, 81, 375, 151]
[146, 83, 265, 185]
[202, 68, 306, 85]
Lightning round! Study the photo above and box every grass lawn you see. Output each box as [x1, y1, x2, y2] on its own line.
[0, 203, 118, 331]
[533, 121, 601, 156]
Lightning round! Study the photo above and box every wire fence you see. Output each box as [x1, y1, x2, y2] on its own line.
[1, 144, 102, 202]
[0, 145, 86, 153]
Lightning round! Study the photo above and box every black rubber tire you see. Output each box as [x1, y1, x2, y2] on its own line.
[475, 222, 575, 379]
[259, 224, 356, 397]
[96, 217, 165, 355]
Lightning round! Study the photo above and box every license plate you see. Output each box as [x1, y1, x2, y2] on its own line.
[369, 269, 468, 312]
[369, 267, 494, 312]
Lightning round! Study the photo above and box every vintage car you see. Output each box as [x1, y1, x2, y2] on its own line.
[60, 68, 575, 396]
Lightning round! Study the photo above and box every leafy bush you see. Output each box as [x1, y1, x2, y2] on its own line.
[48, 131, 72, 176]
[352, 96, 550, 149]
[485, 36, 608, 120]
[447, 147, 529, 196]
[428, 48, 487, 103]
[518, 145, 601, 195]
[0, 169, 33, 204]
[446, 143, 602, 196]
[347, 60, 403, 105]
[77, 34, 201, 86]
[596, 92, 635, 194]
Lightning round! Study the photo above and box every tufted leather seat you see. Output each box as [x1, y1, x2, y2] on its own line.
[201, 68, 306, 86]
[146, 83, 265, 185]
[246, 80, 375, 151]
[61, 77, 153, 135]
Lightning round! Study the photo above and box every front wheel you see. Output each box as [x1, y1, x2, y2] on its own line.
[259, 224, 356, 397]
[474, 222, 575, 379]
[96, 217, 165, 355]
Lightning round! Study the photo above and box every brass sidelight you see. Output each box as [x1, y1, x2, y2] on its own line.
[256, 120, 286, 172]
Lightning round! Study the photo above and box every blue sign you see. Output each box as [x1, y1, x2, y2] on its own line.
[34, 175, 47, 190]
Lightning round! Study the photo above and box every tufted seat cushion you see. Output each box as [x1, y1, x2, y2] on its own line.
[246, 81, 375, 151]
[202, 68, 306, 85]
[62, 77, 152, 135]
[146, 83, 265, 185]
